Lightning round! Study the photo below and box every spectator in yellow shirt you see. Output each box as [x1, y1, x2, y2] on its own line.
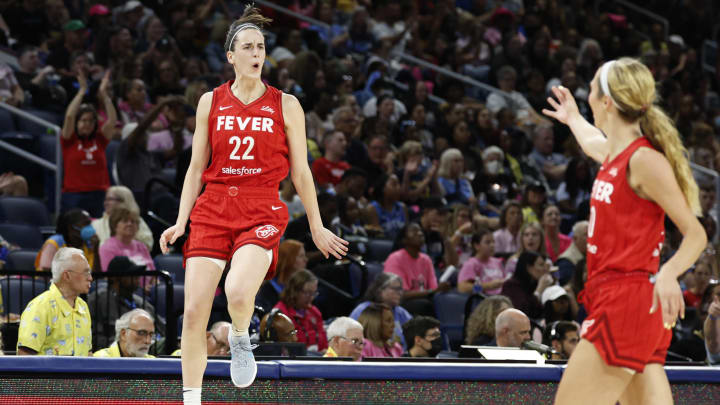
[94, 309, 156, 358]
[324, 316, 364, 361]
[17, 247, 93, 356]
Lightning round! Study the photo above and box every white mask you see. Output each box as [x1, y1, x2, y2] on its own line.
[485, 160, 500, 175]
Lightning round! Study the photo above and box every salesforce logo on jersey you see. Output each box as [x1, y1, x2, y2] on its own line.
[222, 166, 263, 176]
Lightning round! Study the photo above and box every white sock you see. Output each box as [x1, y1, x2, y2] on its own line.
[183, 387, 201, 405]
[232, 325, 248, 337]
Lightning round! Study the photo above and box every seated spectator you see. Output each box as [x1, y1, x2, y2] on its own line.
[350, 273, 412, 348]
[365, 173, 407, 240]
[91, 185, 154, 251]
[0, 61, 24, 107]
[311, 130, 350, 189]
[16, 46, 66, 111]
[17, 247, 93, 356]
[334, 194, 369, 257]
[0, 172, 28, 196]
[358, 303, 403, 358]
[256, 239, 307, 312]
[544, 320, 580, 361]
[274, 270, 328, 352]
[270, 29, 303, 70]
[556, 221, 588, 285]
[93, 309, 156, 358]
[465, 295, 513, 345]
[285, 193, 338, 268]
[333, 167, 368, 208]
[520, 182, 547, 224]
[60, 70, 116, 217]
[494, 308, 531, 348]
[395, 140, 440, 204]
[418, 197, 454, 269]
[685, 261, 713, 308]
[447, 204, 474, 267]
[98, 207, 155, 273]
[118, 78, 155, 124]
[528, 125, 568, 190]
[542, 205, 571, 263]
[556, 157, 592, 219]
[458, 229, 509, 295]
[259, 309, 298, 344]
[705, 284, 720, 365]
[358, 134, 394, 181]
[493, 201, 523, 255]
[384, 223, 450, 317]
[402, 316, 443, 358]
[172, 321, 231, 357]
[474, 146, 518, 216]
[325, 316, 364, 361]
[541, 285, 578, 323]
[486, 65, 545, 128]
[36, 209, 99, 272]
[88, 256, 160, 348]
[437, 148, 475, 207]
[279, 177, 306, 220]
[504, 222, 546, 275]
[501, 251, 554, 320]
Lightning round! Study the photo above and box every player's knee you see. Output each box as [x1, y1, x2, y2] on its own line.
[182, 305, 211, 330]
[225, 286, 255, 310]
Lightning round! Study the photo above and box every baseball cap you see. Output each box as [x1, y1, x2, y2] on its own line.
[89, 4, 110, 16]
[123, 0, 143, 12]
[420, 196, 449, 213]
[63, 20, 86, 32]
[541, 285, 568, 306]
[668, 35, 685, 49]
[108, 256, 147, 274]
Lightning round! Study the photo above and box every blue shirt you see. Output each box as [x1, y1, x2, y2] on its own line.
[370, 200, 406, 240]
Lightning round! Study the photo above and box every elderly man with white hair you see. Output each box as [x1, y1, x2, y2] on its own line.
[16, 247, 93, 356]
[556, 220, 589, 285]
[94, 308, 156, 358]
[494, 308, 531, 348]
[324, 317, 364, 361]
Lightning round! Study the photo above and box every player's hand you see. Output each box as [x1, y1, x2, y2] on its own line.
[311, 227, 349, 260]
[159, 224, 185, 254]
[650, 270, 684, 329]
[542, 85, 579, 125]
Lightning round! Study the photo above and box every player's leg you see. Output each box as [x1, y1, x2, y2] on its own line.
[225, 244, 272, 387]
[554, 339, 635, 405]
[181, 258, 224, 390]
[618, 363, 673, 405]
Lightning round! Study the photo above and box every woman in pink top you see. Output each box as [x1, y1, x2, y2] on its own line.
[358, 303, 403, 358]
[98, 206, 155, 272]
[458, 229, 509, 295]
[542, 205, 572, 262]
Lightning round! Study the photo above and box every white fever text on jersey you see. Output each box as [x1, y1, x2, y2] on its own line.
[591, 179, 614, 204]
[216, 115, 274, 133]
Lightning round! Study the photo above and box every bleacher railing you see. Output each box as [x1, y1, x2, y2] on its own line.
[0, 269, 178, 355]
[0, 102, 61, 215]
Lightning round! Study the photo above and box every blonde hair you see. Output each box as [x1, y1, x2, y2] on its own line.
[438, 148, 463, 178]
[465, 295, 513, 344]
[601, 57, 700, 215]
[397, 140, 423, 166]
[106, 186, 140, 214]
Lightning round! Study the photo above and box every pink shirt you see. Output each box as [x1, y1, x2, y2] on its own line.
[361, 338, 403, 358]
[99, 236, 156, 271]
[545, 233, 572, 262]
[493, 228, 518, 254]
[458, 256, 508, 295]
[384, 249, 438, 292]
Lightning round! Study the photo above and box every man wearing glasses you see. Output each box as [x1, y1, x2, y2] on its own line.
[401, 316, 443, 358]
[325, 317, 364, 361]
[94, 309, 156, 358]
[173, 321, 232, 357]
[17, 247, 93, 356]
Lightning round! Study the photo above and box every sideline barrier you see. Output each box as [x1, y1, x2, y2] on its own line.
[0, 356, 719, 404]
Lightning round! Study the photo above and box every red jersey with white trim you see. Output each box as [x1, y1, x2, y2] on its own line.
[202, 81, 288, 189]
[586, 136, 665, 279]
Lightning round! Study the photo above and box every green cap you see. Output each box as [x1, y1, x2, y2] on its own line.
[63, 20, 86, 32]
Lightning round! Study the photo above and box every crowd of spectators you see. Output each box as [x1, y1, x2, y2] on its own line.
[1, 0, 720, 366]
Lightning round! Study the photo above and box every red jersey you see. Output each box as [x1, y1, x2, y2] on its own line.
[586, 137, 665, 279]
[61, 131, 110, 192]
[203, 81, 288, 189]
[311, 157, 350, 186]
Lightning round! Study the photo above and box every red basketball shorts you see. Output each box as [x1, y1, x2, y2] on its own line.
[184, 183, 289, 279]
[578, 271, 671, 373]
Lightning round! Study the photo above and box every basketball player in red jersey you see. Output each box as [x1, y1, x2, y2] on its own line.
[543, 57, 706, 404]
[158, 6, 348, 404]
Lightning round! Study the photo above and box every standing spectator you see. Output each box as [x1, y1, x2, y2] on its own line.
[60, 70, 116, 217]
[501, 251, 554, 320]
[542, 205, 571, 262]
[350, 273, 413, 348]
[358, 303, 403, 358]
[493, 201, 523, 255]
[98, 207, 155, 273]
[458, 229, 509, 295]
[91, 186, 154, 251]
[36, 209, 99, 272]
[274, 270, 328, 352]
[93, 309, 156, 358]
[384, 223, 450, 316]
[324, 316, 364, 361]
[88, 256, 159, 348]
[256, 239, 307, 312]
[17, 247, 93, 356]
[494, 308, 531, 348]
[402, 316, 443, 358]
[311, 130, 350, 189]
[465, 295, 513, 345]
